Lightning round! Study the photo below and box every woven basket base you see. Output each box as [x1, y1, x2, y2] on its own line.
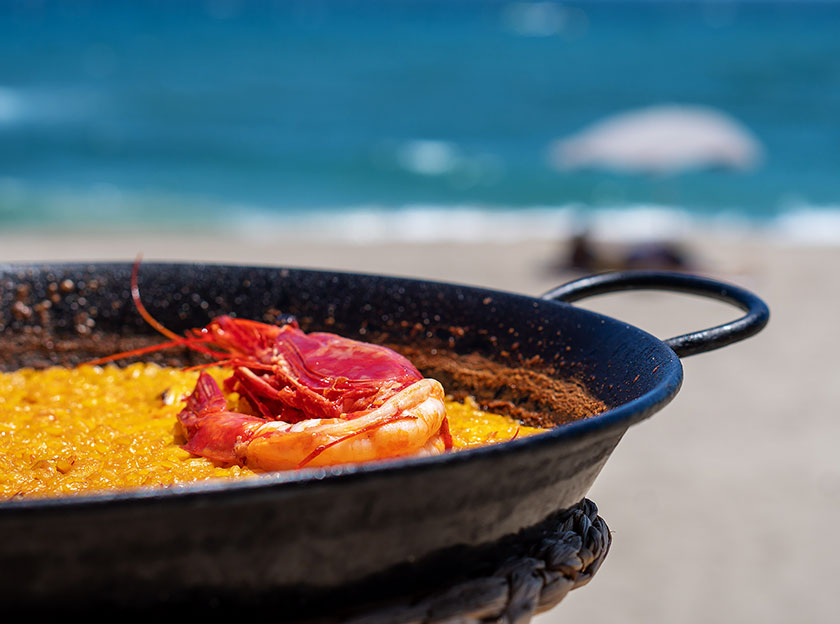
[336, 498, 610, 624]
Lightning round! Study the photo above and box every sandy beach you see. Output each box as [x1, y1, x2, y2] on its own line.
[1, 231, 837, 623]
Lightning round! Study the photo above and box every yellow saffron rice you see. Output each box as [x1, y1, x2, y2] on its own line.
[0, 364, 543, 499]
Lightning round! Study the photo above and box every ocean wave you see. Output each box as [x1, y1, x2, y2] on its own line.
[233, 203, 840, 246]
[0, 87, 24, 124]
[769, 204, 840, 245]
[2, 181, 840, 246]
[0, 85, 100, 126]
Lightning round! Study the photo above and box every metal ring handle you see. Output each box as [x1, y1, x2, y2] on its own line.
[541, 271, 770, 357]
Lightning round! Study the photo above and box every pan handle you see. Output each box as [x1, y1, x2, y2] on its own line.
[541, 271, 770, 358]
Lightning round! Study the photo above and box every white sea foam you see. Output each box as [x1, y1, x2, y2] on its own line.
[396, 140, 461, 176]
[230, 203, 840, 247]
[503, 2, 570, 37]
[233, 202, 840, 247]
[502, 2, 589, 39]
[2, 181, 840, 246]
[0, 86, 100, 125]
[393, 140, 505, 189]
[0, 87, 24, 123]
[769, 204, 840, 245]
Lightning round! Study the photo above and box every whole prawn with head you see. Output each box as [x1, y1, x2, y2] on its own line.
[91, 263, 451, 470]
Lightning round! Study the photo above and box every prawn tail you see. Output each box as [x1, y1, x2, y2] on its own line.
[178, 372, 262, 465]
[185, 372, 228, 416]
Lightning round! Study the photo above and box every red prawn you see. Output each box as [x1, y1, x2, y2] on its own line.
[90, 260, 452, 469]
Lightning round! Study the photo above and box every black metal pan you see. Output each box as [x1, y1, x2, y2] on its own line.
[0, 263, 768, 617]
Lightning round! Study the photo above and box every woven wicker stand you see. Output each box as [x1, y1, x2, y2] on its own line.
[337, 499, 610, 624]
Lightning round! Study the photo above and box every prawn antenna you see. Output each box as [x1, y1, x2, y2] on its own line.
[82, 256, 220, 366]
[131, 254, 183, 342]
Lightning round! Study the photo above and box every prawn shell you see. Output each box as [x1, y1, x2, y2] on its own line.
[242, 379, 448, 470]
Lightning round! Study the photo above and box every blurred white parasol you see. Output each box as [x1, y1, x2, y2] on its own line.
[549, 104, 763, 175]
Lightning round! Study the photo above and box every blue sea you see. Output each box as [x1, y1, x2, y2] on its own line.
[1, 1, 840, 242]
